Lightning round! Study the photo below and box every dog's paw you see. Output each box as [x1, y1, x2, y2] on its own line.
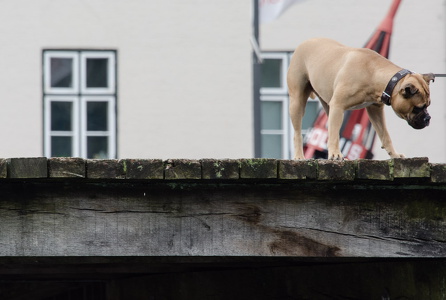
[328, 152, 344, 161]
[293, 151, 306, 160]
[390, 153, 405, 158]
[293, 156, 306, 160]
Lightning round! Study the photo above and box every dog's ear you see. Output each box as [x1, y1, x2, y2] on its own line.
[401, 83, 418, 98]
[422, 73, 435, 84]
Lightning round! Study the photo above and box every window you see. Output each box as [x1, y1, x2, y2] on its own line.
[43, 50, 117, 159]
[260, 95, 289, 158]
[259, 52, 319, 159]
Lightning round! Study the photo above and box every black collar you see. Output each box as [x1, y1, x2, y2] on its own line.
[381, 69, 412, 106]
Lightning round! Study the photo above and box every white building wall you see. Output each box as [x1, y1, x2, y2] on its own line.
[261, 0, 446, 163]
[0, 1, 253, 159]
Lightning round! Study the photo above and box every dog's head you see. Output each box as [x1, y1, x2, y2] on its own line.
[391, 73, 434, 129]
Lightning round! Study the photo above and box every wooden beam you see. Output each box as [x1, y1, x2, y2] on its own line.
[0, 157, 444, 258]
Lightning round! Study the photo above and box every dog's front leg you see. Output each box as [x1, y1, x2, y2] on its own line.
[327, 106, 345, 160]
[366, 104, 405, 158]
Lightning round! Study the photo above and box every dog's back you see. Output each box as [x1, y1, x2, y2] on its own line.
[288, 38, 389, 102]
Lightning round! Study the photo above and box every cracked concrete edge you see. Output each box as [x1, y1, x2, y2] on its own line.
[0, 157, 444, 182]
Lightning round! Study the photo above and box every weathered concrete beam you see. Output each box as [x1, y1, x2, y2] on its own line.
[431, 163, 446, 183]
[317, 160, 356, 181]
[393, 157, 430, 178]
[240, 159, 277, 179]
[356, 159, 393, 181]
[1, 157, 442, 182]
[201, 159, 240, 180]
[278, 160, 318, 180]
[49, 157, 85, 178]
[122, 159, 164, 180]
[0, 159, 7, 178]
[87, 159, 126, 179]
[164, 159, 201, 179]
[7, 157, 47, 178]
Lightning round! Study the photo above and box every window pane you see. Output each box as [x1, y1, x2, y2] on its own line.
[261, 101, 282, 130]
[87, 102, 108, 131]
[51, 136, 72, 157]
[50, 58, 73, 88]
[51, 101, 72, 131]
[86, 58, 108, 88]
[302, 101, 319, 130]
[87, 136, 108, 159]
[261, 134, 282, 159]
[261, 59, 282, 88]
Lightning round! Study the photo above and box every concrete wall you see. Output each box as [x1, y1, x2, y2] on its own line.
[261, 0, 446, 162]
[0, 1, 253, 159]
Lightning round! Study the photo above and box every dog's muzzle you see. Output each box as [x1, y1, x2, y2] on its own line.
[408, 106, 431, 129]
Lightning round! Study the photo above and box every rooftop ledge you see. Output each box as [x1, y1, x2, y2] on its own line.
[0, 157, 445, 184]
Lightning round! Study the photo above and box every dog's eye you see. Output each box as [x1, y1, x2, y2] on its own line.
[403, 86, 419, 98]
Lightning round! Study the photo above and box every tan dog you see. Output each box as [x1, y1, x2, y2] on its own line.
[287, 38, 434, 160]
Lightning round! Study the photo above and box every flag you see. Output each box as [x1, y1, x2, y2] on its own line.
[259, 0, 303, 24]
[364, 0, 402, 58]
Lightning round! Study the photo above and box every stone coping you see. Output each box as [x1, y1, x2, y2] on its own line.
[0, 157, 445, 183]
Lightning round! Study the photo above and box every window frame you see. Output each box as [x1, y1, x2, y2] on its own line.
[80, 96, 116, 159]
[259, 52, 291, 159]
[43, 51, 79, 94]
[260, 95, 290, 159]
[43, 49, 117, 159]
[260, 52, 289, 95]
[80, 51, 116, 95]
[43, 96, 80, 157]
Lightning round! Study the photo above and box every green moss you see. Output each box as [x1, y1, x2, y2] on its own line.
[389, 159, 395, 178]
[245, 158, 268, 166]
[122, 160, 127, 174]
[240, 159, 277, 179]
[212, 161, 225, 178]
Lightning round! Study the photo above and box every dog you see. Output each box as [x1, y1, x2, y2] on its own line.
[287, 38, 434, 160]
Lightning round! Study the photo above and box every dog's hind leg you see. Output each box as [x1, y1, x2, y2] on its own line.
[319, 98, 329, 115]
[288, 83, 312, 160]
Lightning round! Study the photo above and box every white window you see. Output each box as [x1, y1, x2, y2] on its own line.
[43, 52, 79, 94]
[260, 53, 289, 95]
[44, 96, 80, 157]
[81, 96, 116, 159]
[80, 52, 116, 94]
[259, 52, 319, 159]
[260, 95, 290, 159]
[43, 50, 117, 159]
